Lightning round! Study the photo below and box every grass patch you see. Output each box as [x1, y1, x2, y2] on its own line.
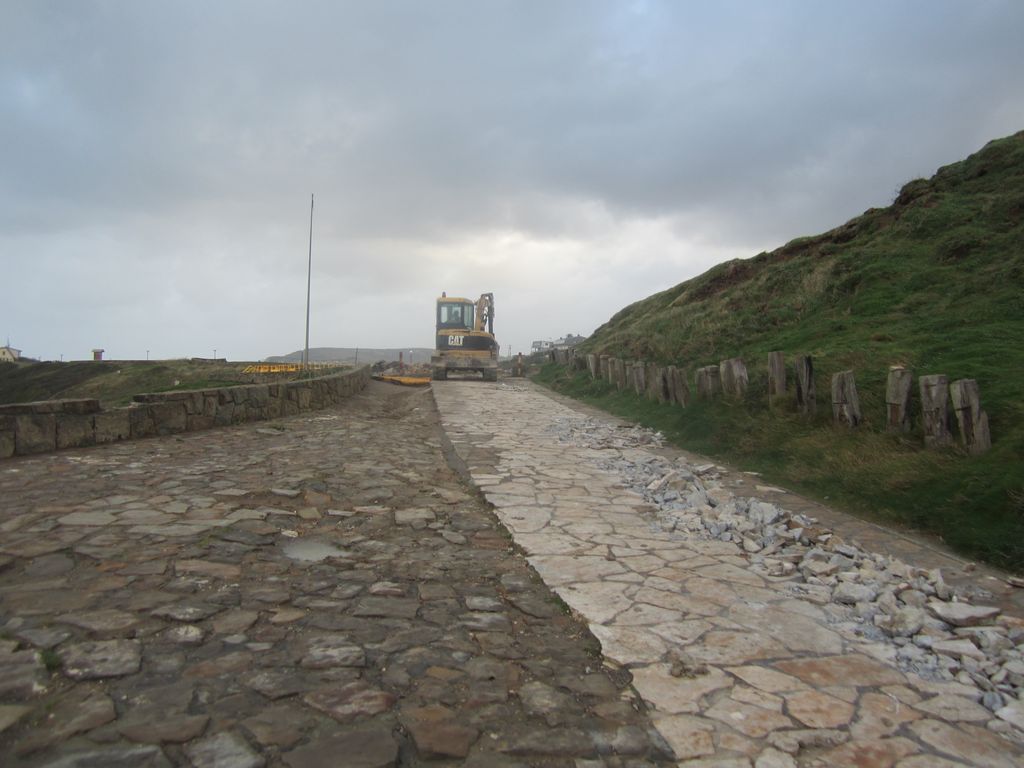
[547, 593, 573, 615]
[535, 363, 1024, 573]
[155, 379, 244, 393]
[40, 648, 62, 672]
[0, 360, 277, 408]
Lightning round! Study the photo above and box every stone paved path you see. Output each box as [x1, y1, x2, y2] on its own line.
[0, 381, 674, 767]
[433, 380, 1024, 767]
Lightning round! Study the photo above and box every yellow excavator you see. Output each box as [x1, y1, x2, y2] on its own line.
[431, 292, 499, 381]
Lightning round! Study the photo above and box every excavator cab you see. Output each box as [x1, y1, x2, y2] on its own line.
[431, 292, 499, 381]
[438, 301, 473, 329]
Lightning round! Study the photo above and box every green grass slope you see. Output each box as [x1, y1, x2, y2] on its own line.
[549, 130, 1024, 570]
[0, 361, 258, 408]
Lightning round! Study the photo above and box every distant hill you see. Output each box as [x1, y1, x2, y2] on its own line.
[267, 347, 435, 364]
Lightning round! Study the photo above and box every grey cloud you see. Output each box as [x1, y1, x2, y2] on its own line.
[2, 1, 1023, 359]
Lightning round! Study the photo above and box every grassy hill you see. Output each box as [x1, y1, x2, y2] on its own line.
[0, 360, 261, 408]
[540, 130, 1024, 571]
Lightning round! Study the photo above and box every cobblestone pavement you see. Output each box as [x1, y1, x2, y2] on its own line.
[0, 381, 675, 767]
[433, 380, 1024, 767]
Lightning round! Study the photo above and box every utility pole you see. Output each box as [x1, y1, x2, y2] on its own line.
[303, 194, 314, 369]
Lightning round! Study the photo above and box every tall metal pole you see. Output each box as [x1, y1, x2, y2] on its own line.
[303, 194, 314, 369]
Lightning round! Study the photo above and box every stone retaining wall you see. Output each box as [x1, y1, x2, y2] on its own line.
[0, 366, 370, 459]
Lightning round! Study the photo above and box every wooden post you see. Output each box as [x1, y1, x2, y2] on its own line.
[645, 363, 668, 403]
[677, 367, 691, 407]
[795, 356, 816, 416]
[950, 379, 992, 454]
[919, 374, 951, 448]
[614, 359, 626, 391]
[597, 355, 608, 381]
[885, 366, 913, 432]
[667, 366, 690, 407]
[719, 358, 748, 398]
[720, 359, 734, 396]
[632, 362, 646, 396]
[831, 370, 862, 427]
[768, 351, 786, 406]
[696, 366, 721, 399]
[655, 367, 670, 403]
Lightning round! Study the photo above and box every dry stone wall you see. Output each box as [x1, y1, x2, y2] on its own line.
[0, 366, 370, 459]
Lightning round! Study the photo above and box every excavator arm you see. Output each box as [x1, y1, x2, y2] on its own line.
[476, 293, 494, 335]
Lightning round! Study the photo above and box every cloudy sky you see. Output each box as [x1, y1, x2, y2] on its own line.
[3, 1, 1023, 361]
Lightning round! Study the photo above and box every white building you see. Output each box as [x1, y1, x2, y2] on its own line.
[0, 345, 21, 363]
[532, 334, 587, 353]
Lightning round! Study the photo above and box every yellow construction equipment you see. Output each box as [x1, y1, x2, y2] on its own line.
[372, 374, 431, 387]
[431, 292, 499, 381]
[242, 362, 345, 374]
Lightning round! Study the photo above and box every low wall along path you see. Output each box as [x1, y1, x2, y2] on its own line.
[433, 380, 1024, 765]
[0, 368, 370, 459]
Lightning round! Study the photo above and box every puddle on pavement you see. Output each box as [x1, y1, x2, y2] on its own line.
[281, 538, 348, 562]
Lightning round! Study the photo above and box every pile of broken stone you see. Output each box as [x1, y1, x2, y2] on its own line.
[549, 416, 1024, 741]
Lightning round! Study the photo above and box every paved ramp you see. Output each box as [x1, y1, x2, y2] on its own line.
[433, 379, 1024, 765]
[0, 382, 675, 766]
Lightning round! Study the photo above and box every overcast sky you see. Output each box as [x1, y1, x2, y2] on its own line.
[2, 1, 1023, 361]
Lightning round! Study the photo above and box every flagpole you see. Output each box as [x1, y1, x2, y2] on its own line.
[303, 193, 313, 369]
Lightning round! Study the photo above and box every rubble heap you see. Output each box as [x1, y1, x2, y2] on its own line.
[548, 416, 1024, 739]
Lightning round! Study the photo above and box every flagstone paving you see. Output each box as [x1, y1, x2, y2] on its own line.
[432, 380, 1024, 766]
[0, 382, 675, 767]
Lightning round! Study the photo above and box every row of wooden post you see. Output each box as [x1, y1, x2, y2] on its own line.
[826, 367, 990, 454]
[552, 348, 992, 455]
